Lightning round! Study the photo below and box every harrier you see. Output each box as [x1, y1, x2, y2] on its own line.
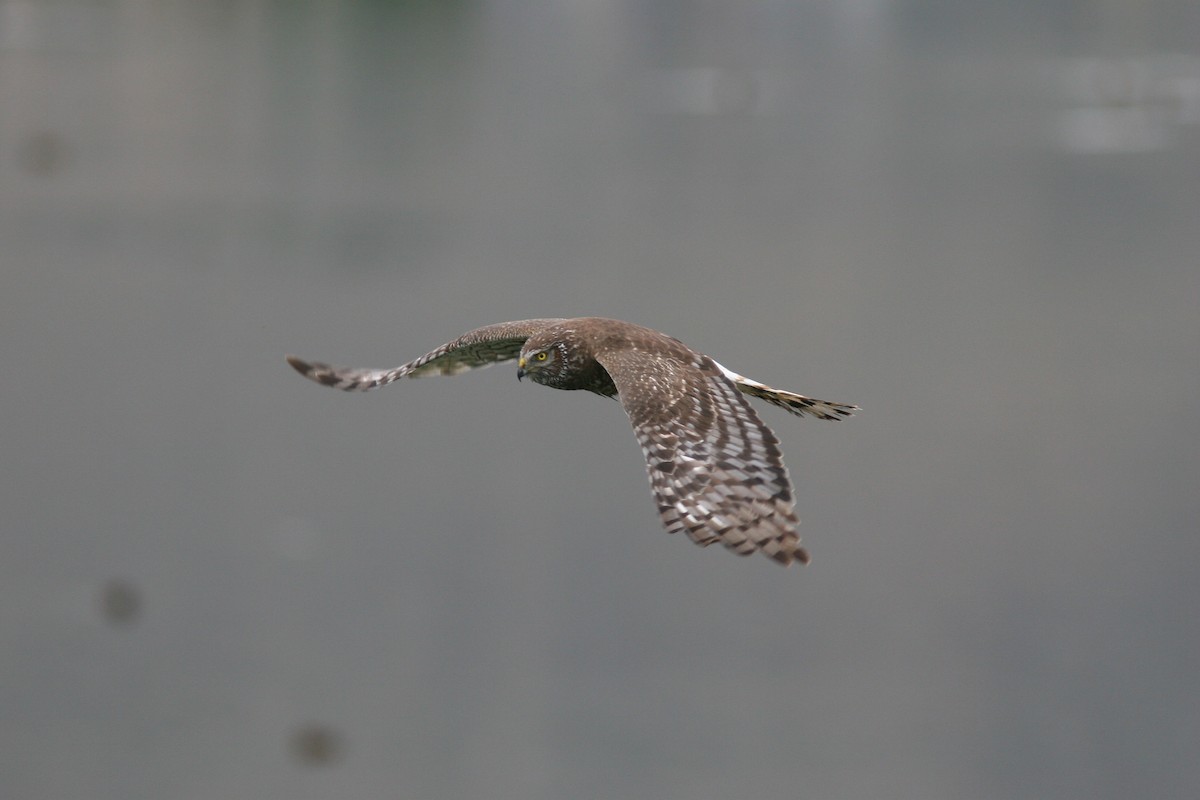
[287, 318, 856, 567]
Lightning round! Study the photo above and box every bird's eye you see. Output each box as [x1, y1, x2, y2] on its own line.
[535, 351, 549, 361]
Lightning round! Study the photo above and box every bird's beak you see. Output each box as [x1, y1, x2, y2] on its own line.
[516, 357, 526, 381]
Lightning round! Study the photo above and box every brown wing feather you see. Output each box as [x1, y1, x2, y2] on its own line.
[596, 345, 810, 567]
[286, 319, 567, 391]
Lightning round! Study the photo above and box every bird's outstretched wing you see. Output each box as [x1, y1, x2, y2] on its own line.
[286, 319, 566, 391]
[596, 348, 811, 567]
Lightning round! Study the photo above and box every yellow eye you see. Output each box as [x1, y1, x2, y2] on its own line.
[535, 351, 549, 361]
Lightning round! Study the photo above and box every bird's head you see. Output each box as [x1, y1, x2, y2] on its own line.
[517, 336, 568, 387]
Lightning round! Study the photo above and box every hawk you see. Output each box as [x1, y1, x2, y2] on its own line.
[286, 318, 856, 567]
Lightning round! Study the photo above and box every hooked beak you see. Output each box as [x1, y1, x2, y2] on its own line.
[516, 357, 526, 381]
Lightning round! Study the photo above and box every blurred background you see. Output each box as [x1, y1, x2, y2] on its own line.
[2, 2, 1199, 798]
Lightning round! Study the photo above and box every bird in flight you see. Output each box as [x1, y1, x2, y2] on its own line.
[287, 317, 856, 567]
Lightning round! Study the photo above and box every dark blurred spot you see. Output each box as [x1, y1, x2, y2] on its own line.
[290, 723, 344, 766]
[99, 579, 141, 625]
[18, 131, 70, 177]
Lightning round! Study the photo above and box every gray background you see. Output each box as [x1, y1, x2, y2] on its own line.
[3, 2, 1198, 798]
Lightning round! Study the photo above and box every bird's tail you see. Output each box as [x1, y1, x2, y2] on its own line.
[733, 376, 858, 421]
